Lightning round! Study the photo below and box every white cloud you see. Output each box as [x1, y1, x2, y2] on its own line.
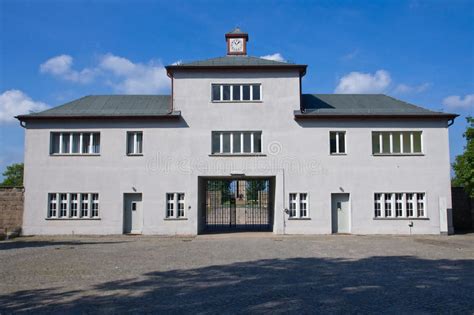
[40, 55, 95, 83]
[260, 53, 286, 62]
[394, 82, 431, 94]
[40, 54, 170, 94]
[0, 90, 49, 124]
[335, 70, 391, 94]
[442, 94, 474, 110]
[99, 54, 169, 94]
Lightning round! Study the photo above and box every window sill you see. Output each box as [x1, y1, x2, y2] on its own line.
[46, 217, 101, 220]
[330, 153, 347, 156]
[288, 218, 311, 220]
[373, 217, 429, 220]
[164, 217, 188, 221]
[209, 154, 266, 157]
[126, 154, 143, 157]
[372, 153, 424, 157]
[212, 100, 263, 104]
[50, 154, 100, 157]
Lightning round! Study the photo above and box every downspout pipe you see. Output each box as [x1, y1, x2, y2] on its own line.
[166, 70, 174, 114]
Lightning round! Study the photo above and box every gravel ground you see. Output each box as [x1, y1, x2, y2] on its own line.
[0, 233, 473, 314]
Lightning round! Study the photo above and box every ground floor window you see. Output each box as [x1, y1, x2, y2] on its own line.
[47, 193, 99, 219]
[374, 192, 426, 218]
[288, 193, 309, 218]
[166, 193, 185, 218]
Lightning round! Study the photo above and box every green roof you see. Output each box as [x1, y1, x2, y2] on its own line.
[17, 93, 456, 121]
[226, 27, 246, 35]
[166, 56, 307, 75]
[17, 95, 179, 120]
[297, 94, 457, 119]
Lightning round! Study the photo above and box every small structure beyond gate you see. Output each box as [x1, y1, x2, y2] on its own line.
[204, 179, 272, 231]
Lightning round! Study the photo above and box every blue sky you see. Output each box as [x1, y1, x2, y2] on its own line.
[0, 0, 473, 178]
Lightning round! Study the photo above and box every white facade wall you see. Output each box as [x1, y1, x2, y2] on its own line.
[22, 70, 453, 235]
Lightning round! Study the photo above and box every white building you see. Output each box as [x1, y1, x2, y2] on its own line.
[17, 28, 457, 235]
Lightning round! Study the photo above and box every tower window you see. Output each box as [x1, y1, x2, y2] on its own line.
[211, 84, 262, 102]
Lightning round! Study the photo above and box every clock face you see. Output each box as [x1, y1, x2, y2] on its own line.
[230, 38, 244, 52]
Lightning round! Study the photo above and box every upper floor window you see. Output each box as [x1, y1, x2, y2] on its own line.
[212, 84, 261, 102]
[330, 131, 346, 155]
[372, 131, 422, 155]
[50, 132, 100, 155]
[211, 131, 262, 155]
[127, 131, 143, 155]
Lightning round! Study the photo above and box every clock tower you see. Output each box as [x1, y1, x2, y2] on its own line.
[225, 27, 248, 56]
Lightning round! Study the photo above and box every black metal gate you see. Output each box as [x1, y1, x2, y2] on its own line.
[204, 179, 272, 231]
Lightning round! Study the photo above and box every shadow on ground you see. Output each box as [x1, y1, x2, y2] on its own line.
[0, 240, 126, 250]
[0, 256, 473, 314]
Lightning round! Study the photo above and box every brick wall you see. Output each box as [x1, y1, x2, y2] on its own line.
[0, 187, 24, 235]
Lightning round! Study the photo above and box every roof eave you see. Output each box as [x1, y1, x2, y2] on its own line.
[16, 111, 182, 122]
[166, 65, 307, 76]
[294, 111, 459, 120]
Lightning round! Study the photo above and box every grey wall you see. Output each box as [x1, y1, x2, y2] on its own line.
[22, 70, 453, 235]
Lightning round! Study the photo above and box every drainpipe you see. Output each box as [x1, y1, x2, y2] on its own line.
[282, 168, 287, 235]
[166, 70, 174, 114]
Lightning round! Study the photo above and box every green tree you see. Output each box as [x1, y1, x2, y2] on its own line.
[1, 163, 24, 187]
[246, 180, 267, 201]
[452, 117, 474, 197]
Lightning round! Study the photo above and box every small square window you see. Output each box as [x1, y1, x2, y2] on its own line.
[330, 132, 345, 154]
[127, 131, 143, 155]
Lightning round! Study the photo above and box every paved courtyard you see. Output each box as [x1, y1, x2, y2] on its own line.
[0, 233, 473, 314]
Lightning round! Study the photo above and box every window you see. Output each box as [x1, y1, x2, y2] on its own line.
[374, 193, 382, 217]
[166, 193, 185, 218]
[374, 192, 425, 218]
[50, 132, 100, 155]
[406, 193, 414, 217]
[211, 131, 262, 155]
[416, 193, 425, 217]
[91, 193, 99, 218]
[47, 193, 99, 219]
[384, 193, 393, 217]
[372, 131, 422, 155]
[395, 193, 403, 217]
[330, 131, 346, 154]
[177, 193, 185, 218]
[127, 131, 143, 155]
[48, 194, 57, 218]
[288, 193, 309, 218]
[81, 194, 89, 218]
[166, 194, 174, 218]
[70, 194, 78, 217]
[59, 193, 68, 217]
[211, 84, 262, 102]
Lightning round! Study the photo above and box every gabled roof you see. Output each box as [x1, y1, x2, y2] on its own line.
[227, 27, 246, 35]
[166, 56, 307, 75]
[16, 95, 180, 121]
[296, 94, 457, 119]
